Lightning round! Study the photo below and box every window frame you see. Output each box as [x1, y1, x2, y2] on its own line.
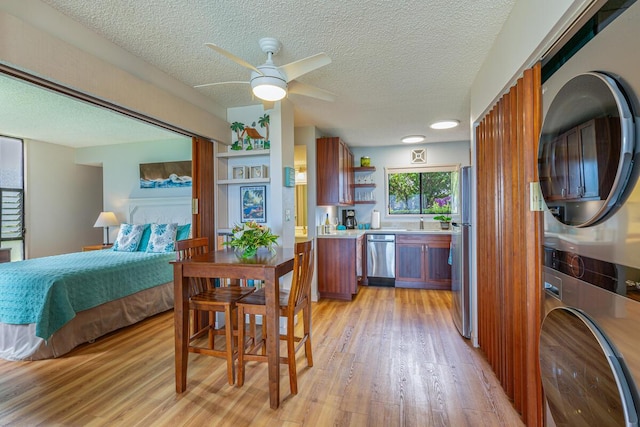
[384, 164, 459, 218]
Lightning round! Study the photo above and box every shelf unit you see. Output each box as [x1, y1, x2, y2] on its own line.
[353, 166, 376, 204]
[215, 145, 271, 233]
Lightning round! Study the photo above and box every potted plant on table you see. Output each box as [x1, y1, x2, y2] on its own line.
[433, 215, 452, 230]
[224, 221, 279, 258]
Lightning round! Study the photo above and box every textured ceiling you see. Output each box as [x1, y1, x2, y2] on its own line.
[14, 0, 516, 147]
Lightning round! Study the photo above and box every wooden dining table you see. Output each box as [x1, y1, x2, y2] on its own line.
[171, 247, 295, 409]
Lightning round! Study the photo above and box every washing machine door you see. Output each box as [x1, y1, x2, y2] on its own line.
[540, 307, 639, 426]
[538, 72, 637, 227]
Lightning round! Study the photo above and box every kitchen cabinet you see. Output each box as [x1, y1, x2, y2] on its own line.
[395, 234, 451, 290]
[317, 235, 363, 300]
[541, 117, 619, 201]
[316, 137, 354, 206]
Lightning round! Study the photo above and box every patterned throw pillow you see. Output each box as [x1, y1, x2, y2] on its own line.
[146, 223, 178, 253]
[112, 223, 145, 252]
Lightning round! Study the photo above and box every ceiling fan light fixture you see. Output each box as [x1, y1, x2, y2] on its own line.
[430, 120, 460, 130]
[251, 72, 287, 101]
[401, 135, 425, 144]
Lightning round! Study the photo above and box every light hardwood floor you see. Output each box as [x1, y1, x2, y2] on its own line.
[0, 286, 525, 426]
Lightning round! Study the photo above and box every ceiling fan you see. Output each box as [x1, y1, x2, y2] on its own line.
[195, 37, 334, 104]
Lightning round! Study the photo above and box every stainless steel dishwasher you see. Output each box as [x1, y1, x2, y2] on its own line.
[366, 234, 395, 286]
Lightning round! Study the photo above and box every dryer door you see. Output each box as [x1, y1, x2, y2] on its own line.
[538, 72, 637, 227]
[540, 307, 639, 426]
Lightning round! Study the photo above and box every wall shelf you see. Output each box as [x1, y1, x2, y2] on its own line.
[353, 183, 376, 188]
[353, 200, 376, 204]
[217, 177, 270, 185]
[216, 149, 270, 159]
[353, 166, 376, 172]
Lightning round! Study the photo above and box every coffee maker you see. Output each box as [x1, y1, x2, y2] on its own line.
[342, 209, 357, 229]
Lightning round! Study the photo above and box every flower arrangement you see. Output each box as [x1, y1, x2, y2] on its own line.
[224, 221, 279, 258]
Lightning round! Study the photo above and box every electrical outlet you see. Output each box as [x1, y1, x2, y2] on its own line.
[285, 209, 291, 221]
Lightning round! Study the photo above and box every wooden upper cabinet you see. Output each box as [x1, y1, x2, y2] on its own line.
[316, 137, 354, 206]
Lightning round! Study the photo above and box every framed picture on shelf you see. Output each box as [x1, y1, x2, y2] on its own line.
[232, 166, 249, 180]
[250, 165, 268, 179]
[240, 185, 266, 223]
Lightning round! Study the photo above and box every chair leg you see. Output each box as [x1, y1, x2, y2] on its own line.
[287, 314, 298, 395]
[208, 311, 215, 349]
[224, 305, 235, 385]
[237, 305, 246, 388]
[303, 306, 313, 367]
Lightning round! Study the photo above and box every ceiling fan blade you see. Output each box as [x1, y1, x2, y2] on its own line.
[288, 81, 335, 102]
[205, 43, 264, 75]
[194, 81, 249, 88]
[278, 53, 331, 82]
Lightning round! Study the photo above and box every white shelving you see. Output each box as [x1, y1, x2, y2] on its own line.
[216, 149, 270, 159]
[215, 143, 272, 237]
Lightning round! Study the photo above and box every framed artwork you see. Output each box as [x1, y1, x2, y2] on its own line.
[232, 166, 249, 180]
[240, 186, 266, 223]
[139, 160, 192, 188]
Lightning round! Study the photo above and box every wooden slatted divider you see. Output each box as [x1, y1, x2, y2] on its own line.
[475, 63, 543, 427]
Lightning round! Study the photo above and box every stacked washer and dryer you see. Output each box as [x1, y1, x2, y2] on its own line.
[539, 2, 640, 426]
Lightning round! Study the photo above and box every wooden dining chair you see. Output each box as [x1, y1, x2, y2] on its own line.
[236, 240, 314, 394]
[175, 237, 256, 385]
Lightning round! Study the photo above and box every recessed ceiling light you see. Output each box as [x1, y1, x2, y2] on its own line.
[401, 135, 425, 143]
[430, 120, 460, 130]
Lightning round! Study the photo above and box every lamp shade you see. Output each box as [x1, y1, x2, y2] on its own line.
[250, 67, 287, 101]
[93, 211, 119, 228]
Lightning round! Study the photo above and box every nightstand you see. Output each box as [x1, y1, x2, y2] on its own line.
[0, 248, 11, 263]
[82, 244, 113, 252]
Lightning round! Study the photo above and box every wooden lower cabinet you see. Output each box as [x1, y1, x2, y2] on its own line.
[395, 234, 451, 289]
[317, 235, 363, 300]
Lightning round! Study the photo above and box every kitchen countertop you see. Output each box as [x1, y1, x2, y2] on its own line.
[316, 228, 453, 239]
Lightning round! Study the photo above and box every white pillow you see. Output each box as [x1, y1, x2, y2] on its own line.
[112, 223, 145, 252]
[146, 223, 178, 253]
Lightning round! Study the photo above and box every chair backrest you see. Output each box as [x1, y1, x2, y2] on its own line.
[176, 237, 210, 295]
[176, 237, 209, 261]
[288, 240, 314, 311]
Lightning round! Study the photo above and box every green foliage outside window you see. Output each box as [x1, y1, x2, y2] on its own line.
[387, 169, 454, 215]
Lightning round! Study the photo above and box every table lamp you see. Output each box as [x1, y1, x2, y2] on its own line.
[93, 211, 119, 246]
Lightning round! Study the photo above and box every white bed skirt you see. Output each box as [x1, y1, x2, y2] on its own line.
[0, 281, 174, 361]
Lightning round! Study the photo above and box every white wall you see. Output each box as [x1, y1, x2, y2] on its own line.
[351, 140, 471, 227]
[25, 139, 103, 258]
[76, 138, 192, 241]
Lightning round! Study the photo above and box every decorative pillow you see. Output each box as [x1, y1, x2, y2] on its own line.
[176, 224, 191, 241]
[112, 223, 146, 252]
[136, 224, 152, 251]
[146, 223, 178, 253]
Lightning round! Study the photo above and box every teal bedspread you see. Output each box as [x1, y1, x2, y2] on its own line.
[0, 250, 174, 340]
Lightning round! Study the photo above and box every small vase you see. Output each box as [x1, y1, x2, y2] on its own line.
[440, 221, 450, 230]
[235, 247, 258, 258]
[234, 246, 276, 259]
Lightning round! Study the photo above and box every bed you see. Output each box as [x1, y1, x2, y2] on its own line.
[0, 197, 191, 361]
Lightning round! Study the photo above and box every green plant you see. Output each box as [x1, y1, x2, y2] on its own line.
[224, 221, 279, 258]
[433, 215, 452, 222]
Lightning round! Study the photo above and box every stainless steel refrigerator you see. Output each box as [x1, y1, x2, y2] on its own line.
[451, 166, 471, 338]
